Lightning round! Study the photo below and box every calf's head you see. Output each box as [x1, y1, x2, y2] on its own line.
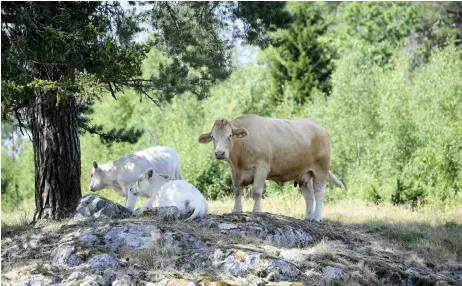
[130, 169, 170, 197]
[89, 161, 110, 192]
[198, 118, 248, 160]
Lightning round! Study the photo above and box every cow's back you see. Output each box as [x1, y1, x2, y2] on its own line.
[230, 115, 330, 182]
[112, 146, 180, 181]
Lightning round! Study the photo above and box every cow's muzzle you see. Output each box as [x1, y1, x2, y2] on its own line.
[215, 150, 227, 160]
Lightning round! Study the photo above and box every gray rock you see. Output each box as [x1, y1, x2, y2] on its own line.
[278, 249, 308, 265]
[63, 271, 85, 282]
[245, 275, 265, 286]
[74, 194, 132, 219]
[87, 254, 119, 269]
[153, 278, 170, 285]
[102, 269, 118, 285]
[112, 274, 134, 286]
[23, 239, 39, 250]
[60, 272, 107, 286]
[78, 234, 98, 245]
[134, 206, 181, 222]
[19, 274, 60, 286]
[259, 226, 314, 248]
[206, 214, 314, 248]
[323, 266, 349, 282]
[224, 250, 261, 277]
[263, 258, 300, 282]
[218, 223, 238, 230]
[79, 281, 99, 286]
[104, 223, 161, 252]
[3, 244, 20, 256]
[51, 244, 83, 267]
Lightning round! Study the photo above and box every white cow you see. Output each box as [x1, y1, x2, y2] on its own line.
[130, 169, 208, 220]
[89, 146, 183, 211]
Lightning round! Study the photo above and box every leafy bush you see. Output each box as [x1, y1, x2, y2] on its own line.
[2, 44, 461, 209]
[316, 43, 462, 206]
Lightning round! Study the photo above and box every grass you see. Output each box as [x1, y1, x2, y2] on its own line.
[1, 199, 35, 237]
[119, 239, 183, 270]
[2, 192, 461, 265]
[212, 193, 462, 265]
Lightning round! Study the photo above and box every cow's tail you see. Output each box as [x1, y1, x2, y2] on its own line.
[147, 129, 157, 146]
[185, 205, 201, 221]
[328, 170, 345, 189]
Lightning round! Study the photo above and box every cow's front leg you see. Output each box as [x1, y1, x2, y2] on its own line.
[232, 185, 244, 213]
[125, 186, 138, 211]
[252, 165, 270, 213]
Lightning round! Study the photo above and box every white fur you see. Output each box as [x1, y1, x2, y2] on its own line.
[131, 170, 208, 220]
[89, 146, 183, 211]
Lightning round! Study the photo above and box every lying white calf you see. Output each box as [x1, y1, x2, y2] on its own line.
[130, 169, 208, 220]
[89, 146, 183, 211]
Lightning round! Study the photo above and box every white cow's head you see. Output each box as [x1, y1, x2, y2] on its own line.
[198, 118, 248, 160]
[89, 161, 111, 192]
[130, 169, 170, 197]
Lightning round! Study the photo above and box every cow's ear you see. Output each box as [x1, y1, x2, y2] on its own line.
[233, 128, 248, 138]
[198, 132, 213, 144]
[93, 161, 98, 169]
[146, 169, 154, 179]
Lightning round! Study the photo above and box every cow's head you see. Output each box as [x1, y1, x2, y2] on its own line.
[89, 161, 110, 192]
[198, 118, 248, 160]
[130, 169, 169, 197]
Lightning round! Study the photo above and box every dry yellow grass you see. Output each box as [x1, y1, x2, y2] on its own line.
[211, 194, 462, 264]
[3, 193, 461, 264]
[210, 194, 462, 225]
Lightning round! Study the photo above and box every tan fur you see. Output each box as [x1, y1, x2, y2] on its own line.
[199, 114, 343, 221]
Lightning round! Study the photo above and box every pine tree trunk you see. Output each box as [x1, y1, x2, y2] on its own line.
[30, 91, 81, 221]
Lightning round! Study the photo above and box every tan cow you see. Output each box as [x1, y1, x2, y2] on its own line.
[198, 114, 344, 222]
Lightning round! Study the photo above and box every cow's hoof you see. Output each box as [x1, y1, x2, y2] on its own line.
[307, 214, 322, 222]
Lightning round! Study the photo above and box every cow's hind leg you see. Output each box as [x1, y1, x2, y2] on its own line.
[311, 176, 327, 222]
[301, 176, 315, 220]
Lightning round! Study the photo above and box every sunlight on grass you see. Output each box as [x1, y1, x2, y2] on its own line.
[2, 191, 461, 264]
[210, 193, 462, 225]
[210, 193, 462, 264]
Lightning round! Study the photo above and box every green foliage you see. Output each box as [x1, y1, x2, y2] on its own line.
[79, 63, 273, 202]
[264, 2, 333, 104]
[328, 2, 421, 64]
[2, 2, 461, 210]
[319, 43, 462, 206]
[1, 1, 150, 146]
[1, 140, 35, 211]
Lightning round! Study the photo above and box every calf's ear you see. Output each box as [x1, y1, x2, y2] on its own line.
[146, 169, 154, 179]
[93, 161, 98, 169]
[198, 132, 213, 144]
[233, 128, 248, 138]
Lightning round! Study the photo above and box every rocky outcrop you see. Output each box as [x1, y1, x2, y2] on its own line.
[1, 195, 460, 286]
[74, 194, 133, 220]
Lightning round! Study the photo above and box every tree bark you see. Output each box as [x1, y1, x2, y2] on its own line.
[30, 91, 81, 221]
